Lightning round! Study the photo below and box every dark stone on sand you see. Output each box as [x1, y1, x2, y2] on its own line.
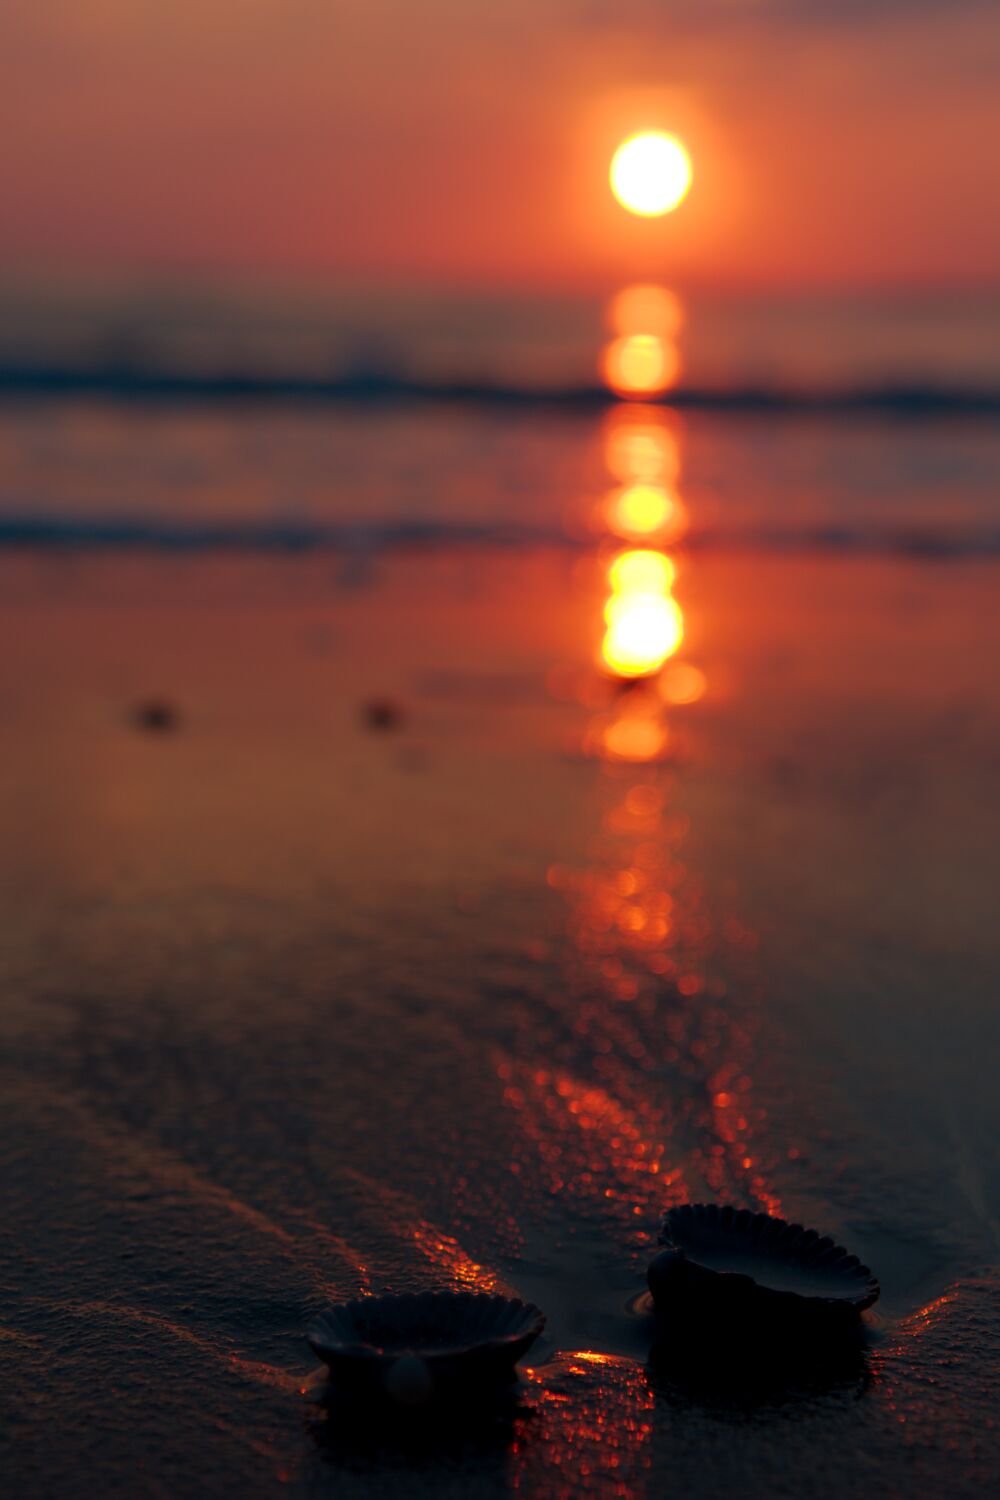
[131, 699, 180, 733]
[362, 697, 405, 731]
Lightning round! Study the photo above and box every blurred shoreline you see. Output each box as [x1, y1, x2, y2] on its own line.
[1, 364, 997, 415]
[2, 280, 999, 400]
[3, 515, 999, 560]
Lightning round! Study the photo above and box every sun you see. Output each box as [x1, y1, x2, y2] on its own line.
[610, 132, 692, 217]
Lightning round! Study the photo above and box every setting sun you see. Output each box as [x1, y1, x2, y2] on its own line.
[610, 132, 692, 216]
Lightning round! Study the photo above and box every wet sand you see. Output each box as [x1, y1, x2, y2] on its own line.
[1, 533, 999, 1497]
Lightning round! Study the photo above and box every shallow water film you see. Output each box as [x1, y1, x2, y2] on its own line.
[1, 394, 999, 1498]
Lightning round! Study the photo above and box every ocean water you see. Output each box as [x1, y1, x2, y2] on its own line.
[1, 287, 999, 1497]
[0, 279, 997, 556]
[1, 278, 999, 396]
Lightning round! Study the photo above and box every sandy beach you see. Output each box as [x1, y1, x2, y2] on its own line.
[2, 0, 999, 1488]
[2, 422, 998, 1494]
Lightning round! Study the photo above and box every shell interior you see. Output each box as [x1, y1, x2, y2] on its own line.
[660, 1203, 879, 1309]
[308, 1290, 545, 1365]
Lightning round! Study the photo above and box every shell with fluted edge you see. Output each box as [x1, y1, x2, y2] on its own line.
[648, 1203, 879, 1319]
[307, 1290, 546, 1403]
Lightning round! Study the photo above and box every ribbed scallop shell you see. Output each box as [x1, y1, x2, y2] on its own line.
[307, 1290, 545, 1392]
[651, 1203, 879, 1314]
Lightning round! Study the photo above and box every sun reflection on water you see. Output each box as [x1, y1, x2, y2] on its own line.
[591, 292, 781, 1212]
[604, 482, 686, 543]
[608, 284, 684, 340]
[603, 406, 681, 485]
[599, 398, 687, 687]
[601, 334, 680, 399]
[602, 593, 683, 680]
[500, 288, 779, 1342]
[600, 280, 684, 401]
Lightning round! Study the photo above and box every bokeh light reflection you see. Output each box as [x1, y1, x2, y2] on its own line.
[601, 548, 682, 679]
[603, 405, 681, 485]
[601, 709, 670, 764]
[600, 281, 683, 401]
[601, 334, 680, 399]
[608, 549, 675, 595]
[608, 283, 684, 340]
[604, 482, 687, 544]
[602, 597, 683, 679]
[657, 661, 707, 706]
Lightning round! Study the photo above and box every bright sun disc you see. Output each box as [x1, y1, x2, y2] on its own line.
[610, 132, 692, 217]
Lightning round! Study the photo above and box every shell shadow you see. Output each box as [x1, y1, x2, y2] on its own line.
[645, 1305, 873, 1417]
[306, 1377, 531, 1475]
[304, 1290, 544, 1476]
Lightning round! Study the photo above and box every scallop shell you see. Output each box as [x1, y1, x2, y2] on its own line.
[649, 1203, 879, 1320]
[307, 1291, 546, 1402]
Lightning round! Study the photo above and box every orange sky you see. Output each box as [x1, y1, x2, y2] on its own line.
[2, 1, 997, 289]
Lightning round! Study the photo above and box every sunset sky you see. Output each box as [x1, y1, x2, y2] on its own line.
[2, 1, 997, 289]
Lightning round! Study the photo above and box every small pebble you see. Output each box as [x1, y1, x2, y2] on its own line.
[132, 699, 179, 733]
[362, 698, 405, 732]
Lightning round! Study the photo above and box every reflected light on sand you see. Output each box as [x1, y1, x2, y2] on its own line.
[511, 1354, 654, 1494]
[658, 661, 707, 705]
[602, 334, 680, 399]
[584, 681, 672, 764]
[602, 712, 669, 763]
